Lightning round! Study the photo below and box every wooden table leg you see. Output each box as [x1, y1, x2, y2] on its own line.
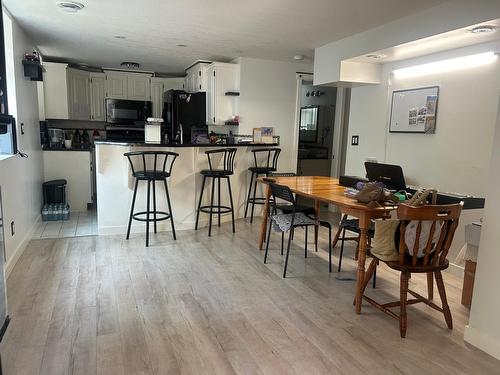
[258, 184, 271, 250]
[354, 217, 369, 314]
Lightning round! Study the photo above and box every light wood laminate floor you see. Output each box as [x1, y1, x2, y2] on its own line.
[1, 218, 499, 375]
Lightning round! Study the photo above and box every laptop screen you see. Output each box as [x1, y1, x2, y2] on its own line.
[364, 162, 407, 191]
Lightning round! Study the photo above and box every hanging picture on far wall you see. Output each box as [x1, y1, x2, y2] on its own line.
[389, 86, 439, 134]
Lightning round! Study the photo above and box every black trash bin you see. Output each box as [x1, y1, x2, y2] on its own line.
[42, 179, 67, 205]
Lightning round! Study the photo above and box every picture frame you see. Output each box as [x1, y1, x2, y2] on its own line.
[389, 86, 439, 134]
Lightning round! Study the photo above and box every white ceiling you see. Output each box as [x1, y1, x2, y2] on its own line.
[349, 19, 500, 64]
[5, 0, 446, 74]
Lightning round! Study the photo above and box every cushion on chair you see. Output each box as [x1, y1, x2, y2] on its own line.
[271, 212, 318, 232]
[371, 219, 400, 262]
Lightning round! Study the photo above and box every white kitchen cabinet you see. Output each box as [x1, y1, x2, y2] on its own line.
[67, 68, 90, 120]
[127, 73, 152, 100]
[42, 62, 70, 119]
[43, 150, 93, 212]
[90, 72, 105, 121]
[206, 62, 240, 125]
[185, 62, 210, 93]
[150, 77, 184, 118]
[104, 71, 128, 99]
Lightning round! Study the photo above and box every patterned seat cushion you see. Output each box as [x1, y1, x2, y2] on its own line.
[271, 212, 318, 232]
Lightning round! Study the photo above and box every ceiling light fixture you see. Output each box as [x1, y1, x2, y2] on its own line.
[470, 25, 497, 34]
[114, 35, 126, 40]
[294, 54, 305, 61]
[56, 1, 85, 13]
[120, 61, 140, 69]
[365, 54, 386, 60]
[393, 51, 497, 78]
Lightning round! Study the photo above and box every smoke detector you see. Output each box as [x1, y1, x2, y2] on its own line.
[293, 54, 305, 61]
[56, 1, 85, 12]
[120, 62, 140, 69]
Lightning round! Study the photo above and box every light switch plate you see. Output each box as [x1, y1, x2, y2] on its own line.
[351, 135, 359, 146]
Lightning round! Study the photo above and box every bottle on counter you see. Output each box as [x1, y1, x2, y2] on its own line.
[72, 129, 81, 148]
[82, 130, 90, 148]
[209, 131, 217, 144]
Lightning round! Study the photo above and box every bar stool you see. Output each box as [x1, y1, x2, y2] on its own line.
[124, 151, 178, 246]
[244, 148, 281, 223]
[195, 148, 237, 236]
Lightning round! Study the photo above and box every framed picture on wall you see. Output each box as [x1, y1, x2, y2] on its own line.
[389, 86, 439, 134]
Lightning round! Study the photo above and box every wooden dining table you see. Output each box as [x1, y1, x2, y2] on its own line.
[257, 176, 396, 314]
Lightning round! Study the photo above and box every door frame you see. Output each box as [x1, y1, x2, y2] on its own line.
[292, 72, 314, 173]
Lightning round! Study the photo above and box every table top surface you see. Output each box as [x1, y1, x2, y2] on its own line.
[258, 175, 396, 213]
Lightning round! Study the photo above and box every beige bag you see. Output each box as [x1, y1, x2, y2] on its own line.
[371, 220, 400, 261]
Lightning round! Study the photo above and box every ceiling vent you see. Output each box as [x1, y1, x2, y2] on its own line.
[56, 1, 85, 13]
[470, 25, 497, 34]
[120, 62, 140, 69]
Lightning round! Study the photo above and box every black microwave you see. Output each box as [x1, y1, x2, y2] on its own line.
[105, 99, 152, 126]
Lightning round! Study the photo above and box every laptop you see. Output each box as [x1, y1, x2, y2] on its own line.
[364, 162, 407, 191]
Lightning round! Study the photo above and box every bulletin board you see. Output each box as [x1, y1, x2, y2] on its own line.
[389, 86, 439, 134]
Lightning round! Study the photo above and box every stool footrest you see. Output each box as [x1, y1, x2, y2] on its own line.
[132, 211, 171, 222]
[200, 205, 233, 214]
[247, 197, 273, 205]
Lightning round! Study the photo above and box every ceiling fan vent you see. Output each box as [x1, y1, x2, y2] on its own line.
[56, 1, 85, 13]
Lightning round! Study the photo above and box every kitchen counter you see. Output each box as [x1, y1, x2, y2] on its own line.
[95, 142, 280, 235]
[42, 145, 94, 152]
[94, 140, 279, 147]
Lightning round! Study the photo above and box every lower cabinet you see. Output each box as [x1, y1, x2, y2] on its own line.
[43, 150, 94, 212]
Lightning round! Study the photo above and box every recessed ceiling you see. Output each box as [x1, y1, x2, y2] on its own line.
[350, 19, 500, 64]
[5, 0, 446, 74]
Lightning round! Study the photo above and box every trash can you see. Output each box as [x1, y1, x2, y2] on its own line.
[42, 179, 67, 205]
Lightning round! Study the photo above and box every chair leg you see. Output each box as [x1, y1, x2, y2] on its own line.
[361, 258, 378, 297]
[328, 227, 332, 273]
[244, 171, 254, 218]
[217, 177, 221, 227]
[264, 219, 273, 264]
[372, 265, 377, 288]
[331, 214, 347, 249]
[338, 228, 346, 272]
[283, 228, 294, 278]
[250, 174, 259, 223]
[152, 180, 157, 234]
[146, 179, 151, 247]
[126, 179, 139, 240]
[304, 226, 308, 258]
[400, 272, 409, 338]
[227, 177, 235, 233]
[164, 179, 176, 240]
[435, 271, 453, 329]
[208, 178, 215, 237]
[281, 232, 284, 255]
[195, 176, 206, 230]
[427, 272, 434, 300]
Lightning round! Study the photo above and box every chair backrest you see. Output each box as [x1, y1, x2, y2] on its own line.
[269, 183, 296, 215]
[205, 148, 237, 173]
[396, 203, 463, 267]
[124, 150, 179, 177]
[251, 148, 281, 170]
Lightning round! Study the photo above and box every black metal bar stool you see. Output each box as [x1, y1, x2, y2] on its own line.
[195, 148, 237, 236]
[124, 151, 179, 246]
[244, 148, 281, 223]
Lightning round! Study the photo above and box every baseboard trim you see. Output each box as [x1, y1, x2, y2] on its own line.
[464, 325, 500, 361]
[5, 215, 41, 278]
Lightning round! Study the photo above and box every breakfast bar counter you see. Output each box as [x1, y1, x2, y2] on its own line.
[95, 141, 278, 235]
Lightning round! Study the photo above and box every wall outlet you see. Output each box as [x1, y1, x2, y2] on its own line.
[351, 135, 359, 146]
[10, 221, 15, 236]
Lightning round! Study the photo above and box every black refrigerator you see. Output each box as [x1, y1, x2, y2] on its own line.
[162, 90, 206, 144]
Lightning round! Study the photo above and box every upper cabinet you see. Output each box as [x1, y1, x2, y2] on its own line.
[206, 62, 240, 125]
[67, 68, 90, 120]
[42, 62, 70, 119]
[127, 73, 151, 100]
[104, 71, 128, 99]
[150, 77, 184, 118]
[90, 72, 105, 121]
[104, 71, 152, 100]
[185, 62, 211, 93]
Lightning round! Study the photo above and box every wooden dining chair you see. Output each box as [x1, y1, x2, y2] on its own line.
[360, 202, 463, 338]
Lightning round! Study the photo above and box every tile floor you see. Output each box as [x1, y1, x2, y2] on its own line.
[32, 209, 98, 239]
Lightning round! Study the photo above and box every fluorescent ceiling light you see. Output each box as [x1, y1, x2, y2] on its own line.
[393, 52, 497, 78]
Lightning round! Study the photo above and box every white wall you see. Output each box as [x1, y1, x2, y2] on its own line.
[236, 57, 312, 171]
[0, 9, 42, 274]
[344, 41, 500, 269]
[464, 96, 500, 360]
